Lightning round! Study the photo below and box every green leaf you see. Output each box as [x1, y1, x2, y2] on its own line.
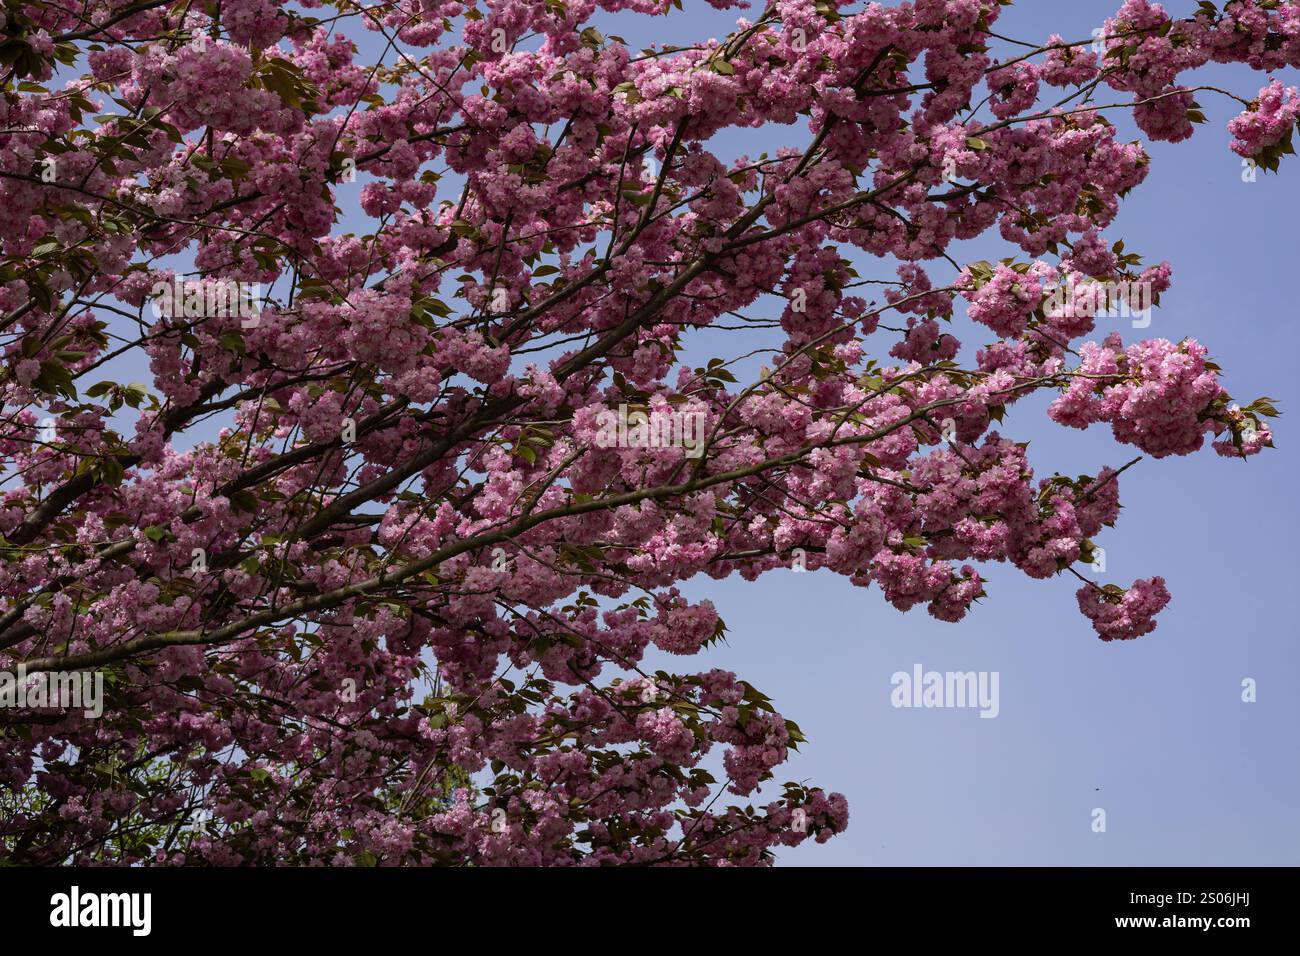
[218, 331, 246, 353]
[34, 359, 77, 399]
[229, 490, 259, 513]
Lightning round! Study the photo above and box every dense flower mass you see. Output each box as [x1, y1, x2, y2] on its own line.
[0, 0, 1287, 865]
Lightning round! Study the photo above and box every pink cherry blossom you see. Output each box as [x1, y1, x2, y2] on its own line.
[0, 0, 1287, 867]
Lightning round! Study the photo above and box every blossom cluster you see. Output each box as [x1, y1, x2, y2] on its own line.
[0, 0, 1285, 866]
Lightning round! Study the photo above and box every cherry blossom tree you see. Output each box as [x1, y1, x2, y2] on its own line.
[0, 0, 1288, 865]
